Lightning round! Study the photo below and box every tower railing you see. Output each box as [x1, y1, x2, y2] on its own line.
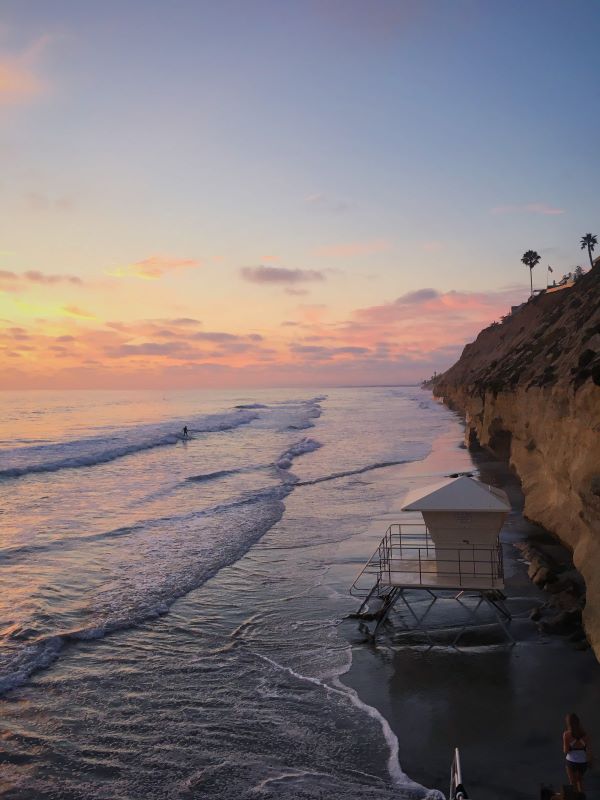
[350, 522, 504, 597]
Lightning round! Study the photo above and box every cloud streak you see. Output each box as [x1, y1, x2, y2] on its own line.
[61, 305, 95, 319]
[491, 202, 565, 216]
[313, 239, 390, 258]
[0, 270, 84, 291]
[304, 192, 353, 214]
[240, 266, 325, 284]
[109, 255, 201, 280]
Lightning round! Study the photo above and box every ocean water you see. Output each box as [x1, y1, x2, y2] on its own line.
[0, 387, 453, 799]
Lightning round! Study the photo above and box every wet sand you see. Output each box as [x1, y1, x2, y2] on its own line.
[342, 409, 600, 799]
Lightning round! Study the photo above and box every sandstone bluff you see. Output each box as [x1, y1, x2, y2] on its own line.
[432, 265, 600, 657]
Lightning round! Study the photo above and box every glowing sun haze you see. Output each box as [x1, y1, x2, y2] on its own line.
[1, 0, 599, 389]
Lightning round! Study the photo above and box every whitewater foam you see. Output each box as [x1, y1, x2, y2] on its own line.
[296, 458, 409, 486]
[275, 438, 322, 470]
[252, 652, 440, 799]
[0, 386, 455, 799]
[0, 408, 259, 479]
[0, 434, 324, 695]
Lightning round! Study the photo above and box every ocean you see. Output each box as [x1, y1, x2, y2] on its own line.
[0, 387, 455, 799]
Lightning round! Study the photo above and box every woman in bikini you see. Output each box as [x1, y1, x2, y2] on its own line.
[563, 712, 592, 794]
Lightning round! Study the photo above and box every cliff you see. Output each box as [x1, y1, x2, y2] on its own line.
[433, 266, 600, 656]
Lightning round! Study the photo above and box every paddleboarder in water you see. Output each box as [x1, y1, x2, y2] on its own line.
[183, 426, 189, 439]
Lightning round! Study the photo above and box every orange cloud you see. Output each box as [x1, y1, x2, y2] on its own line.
[0, 62, 40, 104]
[0, 35, 50, 106]
[314, 239, 390, 258]
[0, 285, 528, 388]
[62, 305, 95, 319]
[108, 255, 201, 280]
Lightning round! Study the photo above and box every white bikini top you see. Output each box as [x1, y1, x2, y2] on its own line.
[567, 736, 587, 763]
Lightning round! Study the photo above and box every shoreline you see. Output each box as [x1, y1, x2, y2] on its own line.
[341, 406, 600, 799]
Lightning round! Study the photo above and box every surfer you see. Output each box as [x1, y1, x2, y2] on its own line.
[183, 426, 189, 439]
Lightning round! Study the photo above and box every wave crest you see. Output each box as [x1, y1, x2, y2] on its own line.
[0, 409, 259, 480]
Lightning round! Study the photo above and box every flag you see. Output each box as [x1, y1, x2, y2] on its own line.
[548, 266, 553, 272]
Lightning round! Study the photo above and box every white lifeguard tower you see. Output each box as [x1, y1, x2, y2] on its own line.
[350, 476, 514, 645]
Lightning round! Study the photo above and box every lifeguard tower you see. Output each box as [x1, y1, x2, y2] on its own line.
[350, 476, 514, 645]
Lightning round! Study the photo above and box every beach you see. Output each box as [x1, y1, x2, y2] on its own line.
[343, 413, 600, 799]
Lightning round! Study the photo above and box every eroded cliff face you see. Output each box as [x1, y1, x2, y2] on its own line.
[433, 267, 600, 656]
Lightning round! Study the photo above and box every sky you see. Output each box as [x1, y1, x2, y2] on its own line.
[1, 0, 599, 389]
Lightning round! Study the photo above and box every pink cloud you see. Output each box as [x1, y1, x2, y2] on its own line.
[354, 287, 523, 326]
[313, 239, 390, 258]
[317, 286, 529, 364]
[166, 317, 202, 326]
[61, 305, 95, 319]
[491, 203, 565, 216]
[0, 283, 529, 389]
[192, 331, 240, 342]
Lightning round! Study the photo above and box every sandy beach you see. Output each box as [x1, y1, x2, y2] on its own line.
[342, 407, 600, 799]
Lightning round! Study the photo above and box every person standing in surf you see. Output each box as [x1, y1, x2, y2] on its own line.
[183, 426, 189, 439]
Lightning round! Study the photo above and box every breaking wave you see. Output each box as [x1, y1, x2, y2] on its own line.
[0, 435, 321, 695]
[275, 438, 323, 471]
[187, 467, 244, 483]
[0, 409, 259, 479]
[296, 459, 410, 486]
[0, 489, 286, 695]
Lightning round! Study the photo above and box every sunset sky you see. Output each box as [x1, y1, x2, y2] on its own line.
[1, 0, 599, 388]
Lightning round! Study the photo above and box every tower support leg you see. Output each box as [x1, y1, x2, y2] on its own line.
[355, 578, 381, 615]
[361, 588, 516, 648]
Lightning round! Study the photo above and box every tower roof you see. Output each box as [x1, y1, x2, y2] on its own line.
[401, 476, 511, 513]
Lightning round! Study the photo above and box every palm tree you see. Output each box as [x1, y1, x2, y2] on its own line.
[521, 250, 541, 296]
[580, 233, 598, 269]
